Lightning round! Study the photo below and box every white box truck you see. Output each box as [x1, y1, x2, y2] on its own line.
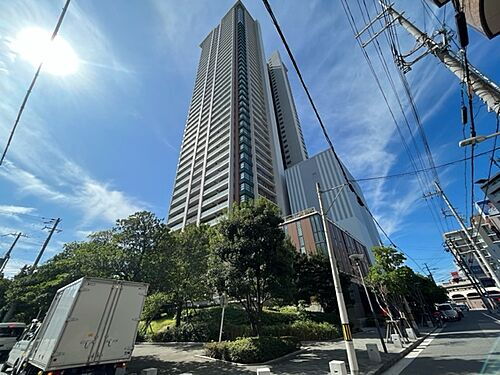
[1, 277, 148, 375]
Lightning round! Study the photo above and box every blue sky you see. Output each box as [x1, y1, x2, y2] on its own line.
[0, 0, 499, 282]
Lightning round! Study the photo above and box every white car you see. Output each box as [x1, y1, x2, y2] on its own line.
[0, 323, 26, 359]
[437, 303, 461, 321]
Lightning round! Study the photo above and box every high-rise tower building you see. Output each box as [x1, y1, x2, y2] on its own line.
[167, 1, 286, 230]
[267, 51, 308, 169]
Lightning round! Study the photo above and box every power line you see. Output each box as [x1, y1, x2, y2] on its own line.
[473, 113, 500, 234]
[0, 0, 71, 166]
[342, 0, 450, 240]
[350, 145, 500, 182]
[0, 210, 55, 222]
[261, 0, 427, 273]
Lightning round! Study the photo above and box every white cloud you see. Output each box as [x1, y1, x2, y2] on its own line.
[0, 205, 35, 215]
[1, 258, 31, 279]
[1, 160, 144, 225]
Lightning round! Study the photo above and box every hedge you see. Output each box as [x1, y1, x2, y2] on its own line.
[261, 320, 340, 341]
[204, 336, 301, 364]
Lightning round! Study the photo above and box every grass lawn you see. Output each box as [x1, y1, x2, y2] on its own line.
[140, 316, 175, 334]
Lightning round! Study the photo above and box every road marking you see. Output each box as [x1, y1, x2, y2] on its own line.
[480, 336, 500, 374]
[433, 329, 500, 335]
[382, 328, 443, 375]
[482, 313, 500, 325]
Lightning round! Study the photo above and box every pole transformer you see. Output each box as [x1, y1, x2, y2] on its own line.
[382, 3, 500, 115]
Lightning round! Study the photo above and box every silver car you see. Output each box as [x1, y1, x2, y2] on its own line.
[437, 303, 461, 321]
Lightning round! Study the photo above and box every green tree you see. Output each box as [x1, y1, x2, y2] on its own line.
[4, 211, 172, 322]
[367, 246, 410, 318]
[112, 211, 172, 288]
[0, 276, 11, 318]
[209, 199, 295, 336]
[167, 224, 212, 327]
[294, 253, 353, 315]
[141, 292, 171, 334]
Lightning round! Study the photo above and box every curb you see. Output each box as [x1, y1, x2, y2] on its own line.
[136, 341, 204, 346]
[194, 347, 307, 367]
[365, 328, 438, 375]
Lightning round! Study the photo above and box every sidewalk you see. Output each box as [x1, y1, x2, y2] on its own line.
[129, 328, 433, 375]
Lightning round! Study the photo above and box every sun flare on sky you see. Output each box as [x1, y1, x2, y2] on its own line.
[10, 27, 79, 76]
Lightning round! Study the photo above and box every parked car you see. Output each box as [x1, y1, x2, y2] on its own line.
[455, 303, 469, 312]
[0, 323, 26, 360]
[450, 303, 465, 318]
[437, 303, 461, 321]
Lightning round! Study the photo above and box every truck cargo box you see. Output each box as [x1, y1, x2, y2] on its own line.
[27, 277, 148, 371]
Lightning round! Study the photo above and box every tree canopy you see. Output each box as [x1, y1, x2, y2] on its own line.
[209, 198, 296, 335]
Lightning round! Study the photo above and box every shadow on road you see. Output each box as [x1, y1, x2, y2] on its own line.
[128, 355, 254, 375]
[404, 355, 499, 375]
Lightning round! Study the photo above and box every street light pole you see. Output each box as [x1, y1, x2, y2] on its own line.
[316, 182, 359, 374]
[350, 254, 388, 354]
[459, 131, 500, 147]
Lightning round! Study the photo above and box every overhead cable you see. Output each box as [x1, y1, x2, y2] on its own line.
[0, 0, 72, 166]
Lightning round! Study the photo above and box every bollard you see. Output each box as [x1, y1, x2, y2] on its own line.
[141, 369, 158, 375]
[366, 343, 382, 363]
[391, 334, 403, 349]
[405, 328, 417, 340]
[329, 360, 347, 375]
[257, 368, 271, 375]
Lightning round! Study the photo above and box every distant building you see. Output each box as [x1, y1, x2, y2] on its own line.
[479, 172, 500, 212]
[267, 51, 308, 169]
[281, 208, 371, 276]
[285, 149, 380, 255]
[442, 275, 500, 310]
[443, 227, 500, 287]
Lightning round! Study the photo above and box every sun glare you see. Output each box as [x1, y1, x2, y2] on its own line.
[10, 27, 79, 76]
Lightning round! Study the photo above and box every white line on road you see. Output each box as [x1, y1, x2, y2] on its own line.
[382, 328, 443, 375]
[480, 336, 500, 374]
[482, 313, 500, 325]
[432, 329, 500, 335]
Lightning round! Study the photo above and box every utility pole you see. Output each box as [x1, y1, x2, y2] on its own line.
[2, 218, 61, 322]
[381, 3, 500, 114]
[31, 218, 61, 271]
[0, 232, 22, 274]
[445, 240, 496, 310]
[434, 182, 500, 289]
[317, 183, 359, 375]
[423, 263, 436, 283]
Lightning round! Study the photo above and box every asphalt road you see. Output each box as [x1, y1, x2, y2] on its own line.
[383, 310, 500, 375]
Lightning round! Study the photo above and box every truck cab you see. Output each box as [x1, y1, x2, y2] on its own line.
[0, 323, 26, 360]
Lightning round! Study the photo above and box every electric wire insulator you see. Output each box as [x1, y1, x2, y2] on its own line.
[461, 105, 468, 124]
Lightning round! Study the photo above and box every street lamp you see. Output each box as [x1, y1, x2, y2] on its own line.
[349, 254, 388, 354]
[458, 131, 500, 147]
[316, 182, 359, 375]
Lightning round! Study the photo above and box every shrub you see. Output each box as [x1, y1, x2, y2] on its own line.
[261, 320, 340, 341]
[148, 322, 214, 342]
[203, 336, 300, 364]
